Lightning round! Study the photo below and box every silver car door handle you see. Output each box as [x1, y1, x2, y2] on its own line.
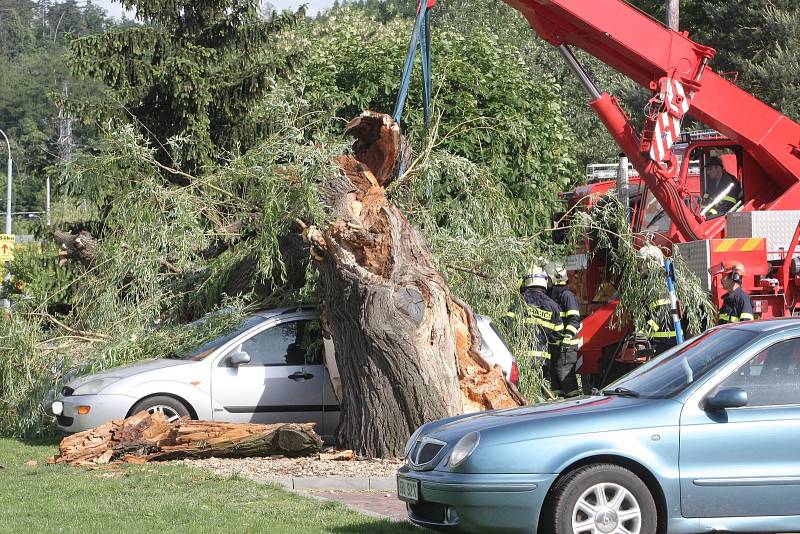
[288, 371, 313, 381]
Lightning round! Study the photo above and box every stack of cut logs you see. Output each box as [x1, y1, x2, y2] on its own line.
[49, 411, 323, 466]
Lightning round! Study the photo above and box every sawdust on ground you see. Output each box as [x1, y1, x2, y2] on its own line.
[179, 454, 403, 479]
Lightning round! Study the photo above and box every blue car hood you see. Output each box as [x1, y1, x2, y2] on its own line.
[426, 395, 682, 443]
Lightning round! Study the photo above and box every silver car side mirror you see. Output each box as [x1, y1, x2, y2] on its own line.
[705, 387, 748, 411]
[229, 347, 251, 366]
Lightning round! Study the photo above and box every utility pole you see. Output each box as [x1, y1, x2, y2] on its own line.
[0, 128, 11, 314]
[0, 128, 11, 235]
[46, 176, 51, 226]
[618, 154, 630, 216]
[667, 0, 679, 31]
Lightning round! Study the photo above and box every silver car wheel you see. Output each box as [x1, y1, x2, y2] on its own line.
[571, 482, 641, 534]
[147, 405, 182, 423]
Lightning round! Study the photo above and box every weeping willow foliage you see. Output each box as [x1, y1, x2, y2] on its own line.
[0, 303, 247, 437]
[570, 195, 716, 337]
[393, 146, 555, 402]
[1, 112, 563, 433]
[0, 96, 344, 435]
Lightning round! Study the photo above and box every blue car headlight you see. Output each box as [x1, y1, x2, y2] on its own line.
[72, 377, 121, 396]
[449, 431, 480, 468]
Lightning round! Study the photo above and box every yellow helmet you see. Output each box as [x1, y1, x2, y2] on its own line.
[544, 261, 567, 285]
[636, 245, 664, 266]
[521, 265, 549, 290]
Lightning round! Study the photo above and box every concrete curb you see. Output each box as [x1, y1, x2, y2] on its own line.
[261, 476, 396, 491]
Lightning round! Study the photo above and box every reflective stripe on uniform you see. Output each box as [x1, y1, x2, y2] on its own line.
[565, 324, 579, 335]
[723, 195, 737, 203]
[647, 319, 660, 332]
[719, 313, 730, 322]
[649, 330, 677, 339]
[739, 313, 754, 321]
[524, 350, 551, 359]
[562, 337, 583, 346]
[729, 316, 740, 323]
[504, 311, 517, 318]
[561, 309, 581, 317]
[649, 299, 670, 308]
[523, 317, 563, 330]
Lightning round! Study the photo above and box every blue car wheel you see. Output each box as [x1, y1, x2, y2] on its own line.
[547, 463, 658, 534]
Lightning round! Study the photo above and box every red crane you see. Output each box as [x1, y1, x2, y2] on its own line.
[503, 0, 800, 385]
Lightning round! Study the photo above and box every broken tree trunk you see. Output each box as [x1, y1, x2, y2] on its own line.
[49, 411, 323, 466]
[54, 229, 97, 266]
[304, 112, 524, 459]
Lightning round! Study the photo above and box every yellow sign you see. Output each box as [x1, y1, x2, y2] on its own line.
[0, 234, 14, 262]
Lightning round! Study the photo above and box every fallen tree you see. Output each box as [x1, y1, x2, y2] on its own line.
[49, 411, 323, 466]
[304, 112, 525, 458]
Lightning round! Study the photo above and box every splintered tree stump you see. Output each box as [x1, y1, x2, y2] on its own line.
[49, 411, 323, 466]
[304, 111, 524, 458]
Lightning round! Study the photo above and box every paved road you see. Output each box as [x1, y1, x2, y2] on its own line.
[308, 489, 408, 522]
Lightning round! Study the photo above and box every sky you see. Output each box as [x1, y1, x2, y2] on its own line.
[92, 0, 337, 19]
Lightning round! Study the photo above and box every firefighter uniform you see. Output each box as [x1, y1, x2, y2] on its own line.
[521, 287, 564, 392]
[719, 286, 754, 324]
[550, 283, 581, 396]
[645, 297, 677, 355]
[702, 171, 741, 217]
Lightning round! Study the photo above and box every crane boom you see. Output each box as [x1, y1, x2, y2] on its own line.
[506, 0, 800, 238]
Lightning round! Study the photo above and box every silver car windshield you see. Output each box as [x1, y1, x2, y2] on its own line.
[606, 329, 758, 399]
[169, 316, 264, 361]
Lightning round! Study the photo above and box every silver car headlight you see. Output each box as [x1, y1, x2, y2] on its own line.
[449, 431, 480, 468]
[72, 377, 121, 396]
[404, 426, 424, 459]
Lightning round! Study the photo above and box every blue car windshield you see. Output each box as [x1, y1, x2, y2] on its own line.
[606, 328, 758, 398]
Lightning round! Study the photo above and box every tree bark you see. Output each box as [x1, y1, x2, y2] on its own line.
[54, 229, 97, 266]
[48, 411, 323, 466]
[305, 112, 524, 459]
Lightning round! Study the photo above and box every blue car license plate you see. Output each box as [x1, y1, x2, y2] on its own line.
[397, 477, 419, 503]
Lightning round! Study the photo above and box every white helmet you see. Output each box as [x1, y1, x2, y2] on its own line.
[545, 261, 568, 285]
[637, 245, 664, 266]
[521, 265, 549, 290]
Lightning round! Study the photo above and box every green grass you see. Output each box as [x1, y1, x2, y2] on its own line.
[0, 438, 417, 534]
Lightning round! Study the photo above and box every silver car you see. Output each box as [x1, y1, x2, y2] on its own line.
[49, 307, 518, 442]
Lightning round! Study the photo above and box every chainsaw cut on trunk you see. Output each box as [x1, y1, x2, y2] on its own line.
[304, 111, 524, 459]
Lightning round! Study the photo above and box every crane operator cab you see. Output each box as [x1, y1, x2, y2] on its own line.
[637, 136, 745, 243]
[699, 151, 743, 219]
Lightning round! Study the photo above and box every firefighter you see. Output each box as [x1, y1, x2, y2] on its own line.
[545, 261, 581, 396]
[515, 267, 564, 394]
[637, 246, 677, 356]
[710, 261, 754, 324]
[702, 156, 742, 218]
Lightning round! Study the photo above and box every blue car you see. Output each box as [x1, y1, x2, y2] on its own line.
[397, 318, 800, 533]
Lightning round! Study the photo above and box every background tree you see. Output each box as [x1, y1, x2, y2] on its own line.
[630, 0, 800, 122]
[68, 0, 305, 178]
[0, 0, 112, 219]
